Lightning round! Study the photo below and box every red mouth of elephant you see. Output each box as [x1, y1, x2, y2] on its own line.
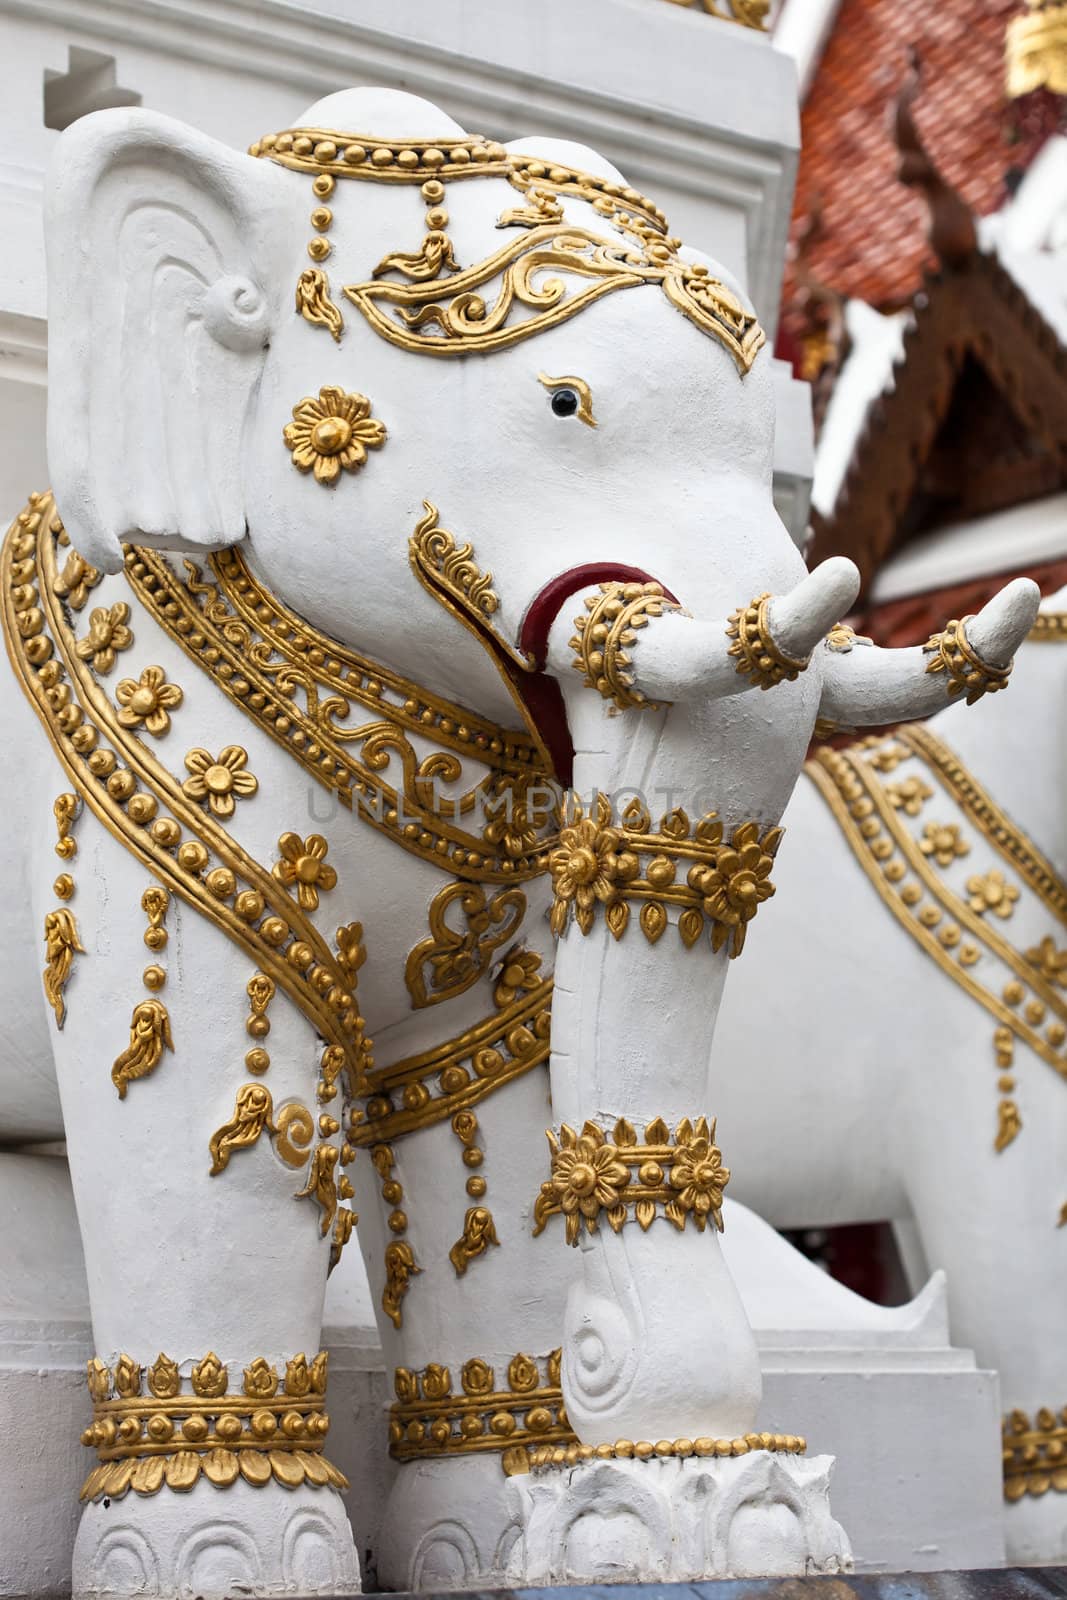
[515, 563, 678, 788]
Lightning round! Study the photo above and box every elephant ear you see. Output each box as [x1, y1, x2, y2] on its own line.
[45, 108, 297, 572]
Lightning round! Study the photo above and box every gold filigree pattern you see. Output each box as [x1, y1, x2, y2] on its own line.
[351, 955, 552, 1146]
[389, 1349, 571, 1465]
[923, 617, 1012, 705]
[995, 1097, 1022, 1152]
[534, 1116, 729, 1244]
[570, 581, 679, 710]
[111, 1000, 173, 1100]
[808, 735, 1067, 1194]
[80, 1348, 344, 1501]
[283, 386, 387, 485]
[901, 724, 1067, 926]
[824, 621, 864, 652]
[1, 496, 371, 1106]
[886, 777, 932, 815]
[408, 500, 502, 624]
[43, 907, 84, 1028]
[1027, 937, 1067, 987]
[452, 1107, 488, 1204]
[549, 795, 782, 957]
[121, 541, 555, 882]
[726, 592, 809, 690]
[345, 221, 765, 375]
[1003, 1404, 1067, 1499]
[404, 881, 527, 1008]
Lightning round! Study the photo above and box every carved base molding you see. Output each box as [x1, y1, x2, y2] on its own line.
[73, 1477, 360, 1600]
[505, 1449, 852, 1584]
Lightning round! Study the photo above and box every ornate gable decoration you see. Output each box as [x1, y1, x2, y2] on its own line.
[808, 72, 1067, 595]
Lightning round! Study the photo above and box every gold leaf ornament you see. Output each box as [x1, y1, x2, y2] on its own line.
[296, 1143, 340, 1235]
[405, 881, 527, 1007]
[534, 1115, 730, 1241]
[382, 1240, 421, 1330]
[43, 907, 84, 1028]
[192, 1351, 228, 1398]
[111, 999, 174, 1099]
[115, 665, 183, 736]
[273, 832, 337, 911]
[181, 745, 258, 818]
[549, 796, 624, 937]
[687, 820, 782, 958]
[209, 1082, 275, 1175]
[53, 547, 102, 611]
[283, 386, 387, 485]
[448, 1205, 501, 1276]
[148, 1353, 181, 1398]
[295, 267, 344, 342]
[75, 602, 133, 675]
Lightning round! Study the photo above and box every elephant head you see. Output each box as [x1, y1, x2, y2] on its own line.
[46, 86, 815, 736]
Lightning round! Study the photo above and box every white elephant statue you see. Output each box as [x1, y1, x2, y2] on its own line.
[713, 594, 1067, 1567]
[0, 83, 1039, 1595]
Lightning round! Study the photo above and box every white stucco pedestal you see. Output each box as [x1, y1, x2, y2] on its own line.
[505, 1449, 852, 1585]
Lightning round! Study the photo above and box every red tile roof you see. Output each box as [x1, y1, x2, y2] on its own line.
[782, 0, 1058, 317]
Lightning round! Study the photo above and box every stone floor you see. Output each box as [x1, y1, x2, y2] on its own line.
[383, 1573, 1067, 1600]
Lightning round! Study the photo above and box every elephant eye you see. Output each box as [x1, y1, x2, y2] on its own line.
[538, 372, 597, 429]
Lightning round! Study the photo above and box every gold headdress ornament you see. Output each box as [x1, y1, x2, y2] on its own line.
[250, 128, 765, 375]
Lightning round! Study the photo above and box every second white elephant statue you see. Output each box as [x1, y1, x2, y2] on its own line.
[714, 597, 1067, 1567]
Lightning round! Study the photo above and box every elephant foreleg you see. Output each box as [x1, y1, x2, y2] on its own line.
[42, 820, 360, 1599]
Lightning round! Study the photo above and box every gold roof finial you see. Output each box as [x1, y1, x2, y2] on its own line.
[1006, 0, 1067, 98]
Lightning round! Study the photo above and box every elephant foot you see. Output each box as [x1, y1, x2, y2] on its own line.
[375, 1456, 519, 1591]
[72, 1479, 360, 1599]
[1004, 1491, 1067, 1566]
[505, 1449, 852, 1585]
